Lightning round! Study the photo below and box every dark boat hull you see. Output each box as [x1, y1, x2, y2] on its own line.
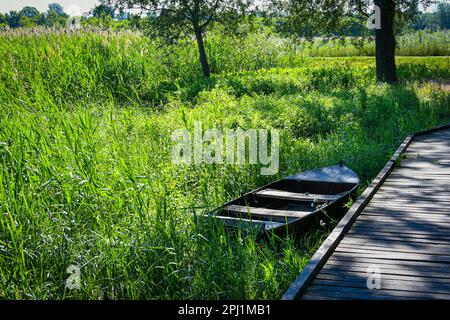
[205, 164, 360, 237]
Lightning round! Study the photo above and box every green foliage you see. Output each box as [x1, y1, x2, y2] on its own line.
[106, 0, 256, 77]
[106, 0, 254, 36]
[285, 30, 450, 57]
[437, 1, 450, 29]
[48, 3, 66, 17]
[0, 5, 68, 29]
[278, 0, 439, 37]
[0, 28, 447, 105]
[0, 28, 449, 299]
[20, 7, 40, 19]
[93, 4, 116, 19]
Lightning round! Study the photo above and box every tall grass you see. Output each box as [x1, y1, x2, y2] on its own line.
[0, 28, 449, 299]
[0, 28, 448, 106]
[284, 30, 449, 57]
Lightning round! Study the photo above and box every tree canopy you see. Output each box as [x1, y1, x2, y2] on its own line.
[48, 3, 66, 16]
[277, 0, 436, 82]
[104, 0, 256, 77]
[0, 1, 447, 81]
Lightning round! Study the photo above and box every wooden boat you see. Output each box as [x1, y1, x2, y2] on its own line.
[205, 163, 360, 236]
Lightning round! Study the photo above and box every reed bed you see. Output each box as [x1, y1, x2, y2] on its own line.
[0, 29, 449, 299]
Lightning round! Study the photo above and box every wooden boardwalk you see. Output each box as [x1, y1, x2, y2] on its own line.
[283, 124, 450, 300]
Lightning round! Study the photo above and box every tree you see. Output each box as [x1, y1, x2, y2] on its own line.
[0, 13, 8, 28]
[6, 11, 21, 28]
[280, 0, 434, 83]
[48, 3, 66, 16]
[411, 11, 440, 30]
[437, 1, 450, 29]
[18, 6, 42, 27]
[44, 11, 68, 27]
[20, 6, 40, 18]
[104, 0, 254, 78]
[373, 0, 397, 82]
[93, 4, 116, 18]
[43, 3, 69, 27]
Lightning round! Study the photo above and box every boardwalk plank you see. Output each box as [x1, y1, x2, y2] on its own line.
[328, 254, 450, 268]
[316, 272, 450, 284]
[362, 210, 450, 219]
[342, 234, 450, 245]
[321, 265, 450, 279]
[356, 215, 450, 224]
[346, 229, 450, 240]
[322, 261, 450, 274]
[311, 279, 450, 294]
[333, 248, 450, 263]
[304, 284, 447, 299]
[351, 220, 450, 232]
[337, 242, 450, 256]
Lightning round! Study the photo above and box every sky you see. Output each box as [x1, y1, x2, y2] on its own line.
[0, 0, 440, 14]
[0, 1, 101, 14]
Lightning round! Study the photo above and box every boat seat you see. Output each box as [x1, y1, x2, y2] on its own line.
[206, 215, 285, 231]
[224, 205, 314, 222]
[255, 188, 340, 203]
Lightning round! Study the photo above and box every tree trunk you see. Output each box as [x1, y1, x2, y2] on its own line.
[195, 29, 211, 78]
[374, 0, 397, 83]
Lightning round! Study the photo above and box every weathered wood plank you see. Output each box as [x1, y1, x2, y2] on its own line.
[301, 292, 357, 300]
[205, 215, 285, 230]
[362, 210, 450, 219]
[346, 230, 450, 241]
[304, 284, 448, 299]
[350, 222, 450, 232]
[321, 265, 450, 280]
[356, 215, 450, 224]
[341, 235, 450, 246]
[224, 205, 313, 222]
[333, 247, 450, 262]
[317, 272, 450, 284]
[301, 290, 422, 300]
[351, 221, 450, 232]
[370, 193, 450, 203]
[324, 261, 450, 275]
[377, 187, 450, 194]
[366, 200, 450, 210]
[374, 192, 450, 200]
[329, 250, 450, 264]
[386, 174, 450, 182]
[360, 208, 450, 218]
[311, 278, 450, 294]
[396, 158, 450, 166]
[380, 181, 450, 189]
[343, 234, 450, 245]
[337, 242, 450, 256]
[255, 189, 339, 202]
[328, 254, 450, 268]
